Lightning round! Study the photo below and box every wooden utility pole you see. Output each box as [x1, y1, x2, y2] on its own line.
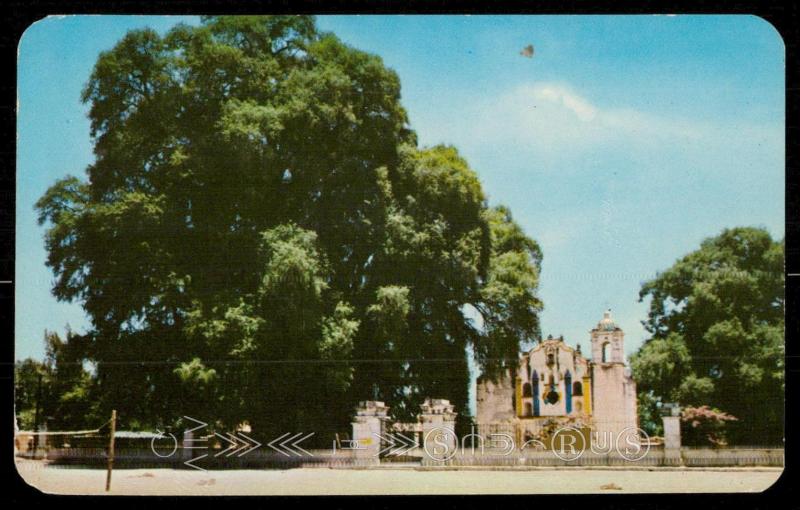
[105, 410, 117, 492]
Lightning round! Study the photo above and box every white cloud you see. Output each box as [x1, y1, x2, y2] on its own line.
[425, 81, 781, 169]
[470, 82, 708, 150]
[533, 85, 598, 122]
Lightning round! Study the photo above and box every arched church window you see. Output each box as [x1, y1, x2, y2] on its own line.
[602, 342, 611, 363]
[573, 381, 583, 396]
[544, 373, 559, 405]
[565, 371, 573, 414]
[531, 370, 540, 417]
[522, 383, 532, 397]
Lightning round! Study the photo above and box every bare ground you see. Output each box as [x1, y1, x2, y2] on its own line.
[15, 459, 783, 495]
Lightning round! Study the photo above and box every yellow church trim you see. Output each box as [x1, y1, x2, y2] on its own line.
[515, 377, 522, 418]
[582, 376, 592, 416]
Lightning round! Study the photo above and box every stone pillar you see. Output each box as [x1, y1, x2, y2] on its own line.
[351, 401, 390, 459]
[420, 398, 458, 461]
[663, 416, 681, 450]
[662, 410, 682, 465]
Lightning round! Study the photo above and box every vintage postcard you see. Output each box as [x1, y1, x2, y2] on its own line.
[13, 13, 785, 495]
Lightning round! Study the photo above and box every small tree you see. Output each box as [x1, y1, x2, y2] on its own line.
[681, 405, 737, 447]
[14, 358, 48, 430]
[637, 391, 664, 438]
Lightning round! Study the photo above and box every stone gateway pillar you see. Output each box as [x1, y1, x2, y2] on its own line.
[661, 403, 682, 465]
[663, 416, 681, 449]
[419, 398, 458, 461]
[351, 401, 390, 459]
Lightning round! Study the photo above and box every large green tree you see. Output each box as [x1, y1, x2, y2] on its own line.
[36, 16, 542, 439]
[631, 227, 784, 445]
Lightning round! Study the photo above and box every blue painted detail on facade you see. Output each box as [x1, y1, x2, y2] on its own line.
[565, 370, 573, 414]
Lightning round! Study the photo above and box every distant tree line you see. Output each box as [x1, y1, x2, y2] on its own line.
[15, 330, 98, 431]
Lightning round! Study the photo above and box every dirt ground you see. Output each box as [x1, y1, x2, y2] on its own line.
[15, 459, 783, 495]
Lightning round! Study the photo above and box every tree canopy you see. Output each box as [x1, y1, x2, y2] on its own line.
[35, 16, 543, 438]
[631, 227, 784, 445]
[15, 330, 98, 431]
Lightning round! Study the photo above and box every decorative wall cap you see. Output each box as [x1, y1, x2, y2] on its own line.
[355, 400, 390, 417]
[419, 398, 457, 419]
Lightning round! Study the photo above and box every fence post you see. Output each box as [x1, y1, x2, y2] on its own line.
[105, 410, 117, 492]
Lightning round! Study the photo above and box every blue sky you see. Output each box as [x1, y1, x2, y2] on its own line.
[17, 15, 784, 370]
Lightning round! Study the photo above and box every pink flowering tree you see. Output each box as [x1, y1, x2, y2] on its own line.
[681, 405, 738, 447]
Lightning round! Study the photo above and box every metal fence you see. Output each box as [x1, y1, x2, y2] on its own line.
[20, 444, 783, 469]
[420, 447, 784, 468]
[16, 418, 784, 469]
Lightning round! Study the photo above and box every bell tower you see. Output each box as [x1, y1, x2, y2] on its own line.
[589, 309, 638, 442]
[591, 309, 624, 364]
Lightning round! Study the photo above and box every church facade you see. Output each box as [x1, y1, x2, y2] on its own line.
[476, 310, 638, 445]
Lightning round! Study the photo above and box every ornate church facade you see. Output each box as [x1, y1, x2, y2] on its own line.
[476, 310, 638, 444]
